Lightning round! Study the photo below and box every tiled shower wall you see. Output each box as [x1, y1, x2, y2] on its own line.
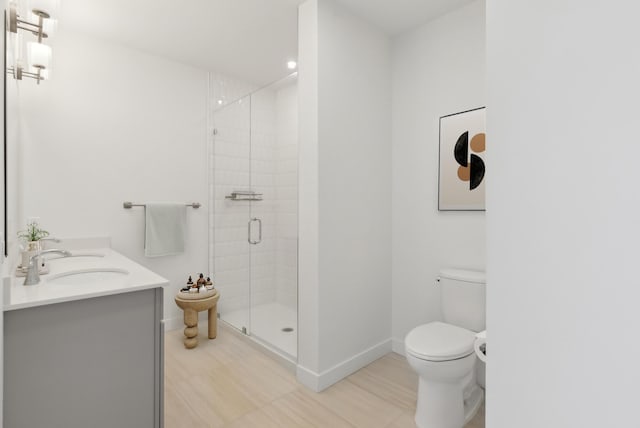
[210, 95, 251, 315]
[249, 87, 278, 308]
[209, 73, 298, 317]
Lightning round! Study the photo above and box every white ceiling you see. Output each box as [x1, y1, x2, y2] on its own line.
[57, 0, 475, 86]
[333, 0, 477, 35]
[59, 0, 304, 85]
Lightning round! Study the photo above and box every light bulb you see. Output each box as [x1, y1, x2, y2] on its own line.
[28, 42, 51, 69]
[41, 17, 57, 37]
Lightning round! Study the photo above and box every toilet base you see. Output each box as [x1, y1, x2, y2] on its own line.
[463, 383, 483, 425]
[414, 378, 484, 428]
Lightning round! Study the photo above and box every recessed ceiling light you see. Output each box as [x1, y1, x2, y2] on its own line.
[287, 60, 297, 70]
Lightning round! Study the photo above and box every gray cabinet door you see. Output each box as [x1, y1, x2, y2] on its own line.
[4, 288, 163, 428]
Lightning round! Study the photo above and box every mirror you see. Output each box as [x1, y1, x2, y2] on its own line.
[2, 12, 7, 257]
[4, 9, 21, 259]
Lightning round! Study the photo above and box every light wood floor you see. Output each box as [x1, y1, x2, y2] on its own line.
[165, 325, 485, 428]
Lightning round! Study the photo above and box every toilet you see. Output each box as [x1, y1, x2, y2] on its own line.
[405, 268, 486, 428]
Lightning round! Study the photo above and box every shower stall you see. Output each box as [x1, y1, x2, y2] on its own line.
[209, 73, 298, 360]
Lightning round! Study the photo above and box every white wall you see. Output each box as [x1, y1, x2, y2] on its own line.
[391, 1, 486, 352]
[18, 30, 209, 326]
[297, 0, 321, 377]
[298, 0, 392, 390]
[275, 82, 298, 309]
[487, 1, 640, 427]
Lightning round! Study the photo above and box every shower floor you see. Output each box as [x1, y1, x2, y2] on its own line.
[223, 301, 297, 358]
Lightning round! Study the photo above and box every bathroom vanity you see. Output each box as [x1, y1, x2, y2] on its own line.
[3, 248, 167, 428]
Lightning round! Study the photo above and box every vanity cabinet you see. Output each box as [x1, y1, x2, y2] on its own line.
[4, 287, 164, 428]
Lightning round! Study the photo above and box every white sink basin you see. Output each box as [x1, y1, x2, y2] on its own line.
[47, 268, 129, 286]
[46, 252, 105, 260]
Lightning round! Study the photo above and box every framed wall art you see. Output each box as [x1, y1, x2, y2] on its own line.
[438, 107, 486, 211]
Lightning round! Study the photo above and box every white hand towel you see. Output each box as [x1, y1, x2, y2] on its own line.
[145, 203, 186, 257]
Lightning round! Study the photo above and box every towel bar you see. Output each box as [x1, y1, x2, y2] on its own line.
[123, 202, 201, 209]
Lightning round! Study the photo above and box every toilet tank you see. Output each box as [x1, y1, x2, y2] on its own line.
[439, 268, 486, 332]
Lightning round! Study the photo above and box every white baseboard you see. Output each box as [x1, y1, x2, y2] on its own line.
[296, 365, 321, 391]
[296, 338, 392, 392]
[392, 337, 405, 356]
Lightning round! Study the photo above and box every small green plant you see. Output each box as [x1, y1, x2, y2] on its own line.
[17, 221, 49, 242]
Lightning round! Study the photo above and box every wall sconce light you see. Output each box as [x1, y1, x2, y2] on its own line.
[6, 0, 58, 84]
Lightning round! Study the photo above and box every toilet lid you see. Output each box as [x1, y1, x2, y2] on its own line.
[405, 322, 476, 362]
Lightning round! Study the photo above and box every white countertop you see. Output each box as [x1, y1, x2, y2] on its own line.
[4, 248, 169, 311]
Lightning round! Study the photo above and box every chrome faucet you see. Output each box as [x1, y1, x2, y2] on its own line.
[38, 237, 61, 250]
[24, 249, 72, 286]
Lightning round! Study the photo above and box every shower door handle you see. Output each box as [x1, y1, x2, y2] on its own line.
[248, 218, 262, 245]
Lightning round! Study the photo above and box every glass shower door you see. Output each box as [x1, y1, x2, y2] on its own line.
[248, 75, 298, 359]
[212, 95, 252, 333]
[211, 73, 298, 360]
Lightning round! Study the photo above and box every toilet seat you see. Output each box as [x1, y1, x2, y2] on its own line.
[406, 321, 476, 362]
